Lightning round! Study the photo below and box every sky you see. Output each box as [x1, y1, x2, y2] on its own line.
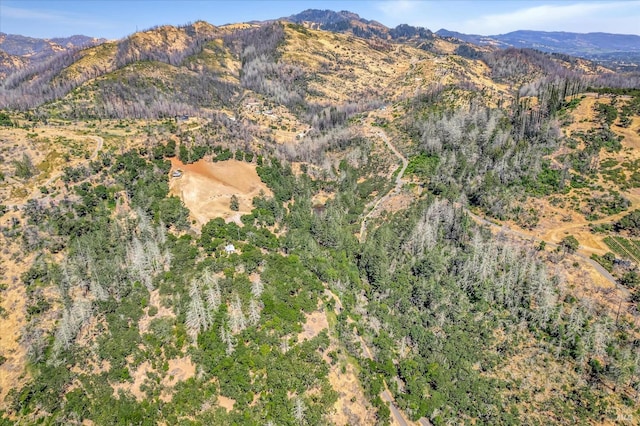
[1, 0, 639, 39]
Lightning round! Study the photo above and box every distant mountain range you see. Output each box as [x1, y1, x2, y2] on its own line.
[283, 9, 435, 42]
[1, 8, 639, 80]
[436, 29, 640, 69]
[282, 10, 640, 70]
[0, 33, 105, 78]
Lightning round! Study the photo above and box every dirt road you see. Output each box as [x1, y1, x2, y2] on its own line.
[359, 122, 409, 242]
[465, 209, 632, 303]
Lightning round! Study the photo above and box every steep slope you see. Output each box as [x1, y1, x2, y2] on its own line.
[0, 22, 231, 111]
[284, 9, 447, 53]
[0, 32, 105, 78]
[2, 12, 640, 426]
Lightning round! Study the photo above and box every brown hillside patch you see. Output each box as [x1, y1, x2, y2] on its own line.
[112, 361, 152, 400]
[328, 360, 376, 426]
[113, 355, 196, 403]
[0, 259, 30, 406]
[297, 310, 329, 342]
[169, 158, 272, 227]
[217, 395, 236, 412]
[159, 356, 197, 402]
[138, 289, 175, 335]
[504, 93, 640, 258]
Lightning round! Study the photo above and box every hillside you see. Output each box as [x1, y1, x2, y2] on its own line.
[437, 29, 640, 70]
[1, 13, 640, 425]
[0, 33, 106, 79]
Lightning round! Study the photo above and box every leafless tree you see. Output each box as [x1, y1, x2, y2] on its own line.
[293, 397, 306, 425]
[229, 293, 247, 334]
[249, 298, 261, 326]
[186, 279, 210, 343]
[52, 298, 92, 353]
[219, 323, 235, 356]
[251, 278, 264, 298]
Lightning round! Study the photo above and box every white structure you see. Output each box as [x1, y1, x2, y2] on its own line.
[224, 244, 235, 254]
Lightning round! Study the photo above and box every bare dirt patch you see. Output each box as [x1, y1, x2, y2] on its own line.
[138, 289, 175, 334]
[169, 158, 271, 227]
[297, 310, 329, 342]
[159, 356, 197, 402]
[162, 356, 196, 388]
[112, 361, 152, 400]
[328, 361, 376, 426]
[217, 395, 236, 412]
[113, 356, 196, 403]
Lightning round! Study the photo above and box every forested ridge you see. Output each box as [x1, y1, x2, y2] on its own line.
[1, 15, 640, 425]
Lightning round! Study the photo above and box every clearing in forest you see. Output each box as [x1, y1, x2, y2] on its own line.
[169, 158, 272, 227]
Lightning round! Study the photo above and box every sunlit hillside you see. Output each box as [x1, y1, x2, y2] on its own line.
[1, 13, 640, 425]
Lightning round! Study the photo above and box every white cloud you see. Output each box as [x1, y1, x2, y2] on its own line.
[463, 2, 640, 35]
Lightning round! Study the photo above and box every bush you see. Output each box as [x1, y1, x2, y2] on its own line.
[230, 195, 239, 211]
[13, 154, 35, 180]
[559, 235, 580, 253]
[615, 209, 640, 235]
[0, 112, 13, 127]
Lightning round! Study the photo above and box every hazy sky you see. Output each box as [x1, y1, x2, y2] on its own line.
[1, 1, 639, 39]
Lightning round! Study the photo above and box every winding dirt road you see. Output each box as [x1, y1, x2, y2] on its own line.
[363, 119, 629, 302]
[354, 121, 637, 422]
[359, 123, 409, 242]
[356, 121, 431, 425]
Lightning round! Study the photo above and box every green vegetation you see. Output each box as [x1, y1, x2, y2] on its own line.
[590, 252, 616, 272]
[559, 235, 580, 253]
[405, 153, 439, 178]
[0, 112, 14, 127]
[603, 236, 640, 264]
[616, 209, 640, 235]
[2, 21, 640, 426]
[12, 153, 35, 180]
[230, 194, 239, 211]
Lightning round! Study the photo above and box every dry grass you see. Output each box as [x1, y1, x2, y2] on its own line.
[297, 310, 329, 343]
[280, 25, 509, 108]
[217, 395, 236, 412]
[327, 358, 377, 426]
[502, 94, 640, 257]
[138, 289, 175, 335]
[169, 158, 272, 227]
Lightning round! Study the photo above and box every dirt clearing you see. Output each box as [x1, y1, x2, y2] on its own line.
[297, 310, 329, 342]
[169, 158, 271, 227]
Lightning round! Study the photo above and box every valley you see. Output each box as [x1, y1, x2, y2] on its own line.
[0, 10, 640, 425]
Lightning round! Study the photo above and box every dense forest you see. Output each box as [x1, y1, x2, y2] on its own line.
[1, 15, 640, 426]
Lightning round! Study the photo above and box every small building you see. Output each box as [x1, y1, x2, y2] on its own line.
[224, 244, 235, 254]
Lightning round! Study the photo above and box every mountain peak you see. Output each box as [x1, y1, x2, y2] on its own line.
[287, 9, 366, 25]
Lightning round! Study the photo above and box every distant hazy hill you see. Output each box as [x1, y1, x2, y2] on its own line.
[436, 29, 640, 69]
[0, 33, 105, 78]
